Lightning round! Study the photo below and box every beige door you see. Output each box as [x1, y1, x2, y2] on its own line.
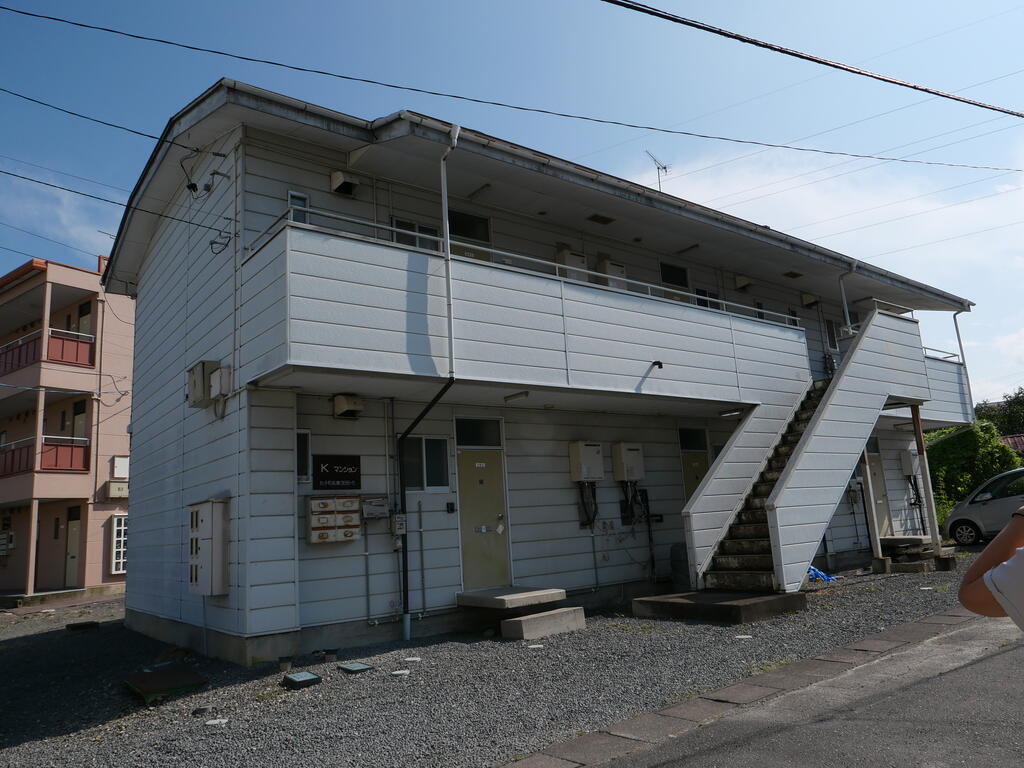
[681, 451, 710, 502]
[865, 453, 893, 537]
[457, 449, 511, 589]
[65, 519, 80, 587]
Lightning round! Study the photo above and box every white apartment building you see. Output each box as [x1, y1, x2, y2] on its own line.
[104, 80, 973, 664]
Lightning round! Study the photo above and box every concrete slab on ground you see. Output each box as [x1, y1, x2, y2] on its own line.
[631, 590, 807, 624]
[456, 587, 566, 610]
[501, 607, 585, 640]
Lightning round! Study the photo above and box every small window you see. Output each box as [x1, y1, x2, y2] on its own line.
[448, 211, 490, 243]
[288, 191, 309, 224]
[786, 309, 800, 328]
[393, 218, 440, 251]
[73, 401, 86, 416]
[59, 410, 67, 432]
[679, 429, 707, 452]
[455, 419, 502, 448]
[695, 288, 723, 311]
[401, 436, 450, 491]
[825, 319, 840, 351]
[754, 302, 766, 321]
[296, 430, 311, 482]
[660, 262, 689, 289]
[111, 515, 127, 575]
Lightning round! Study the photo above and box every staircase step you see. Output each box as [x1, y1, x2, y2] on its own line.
[746, 496, 767, 510]
[704, 570, 776, 591]
[812, 378, 830, 391]
[752, 482, 774, 496]
[736, 508, 767, 525]
[500, 606, 585, 640]
[789, 419, 811, 434]
[775, 445, 794, 457]
[796, 409, 816, 421]
[760, 469, 782, 483]
[769, 457, 788, 471]
[719, 538, 773, 555]
[729, 522, 770, 539]
[456, 586, 566, 609]
[783, 432, 802, 445]
[717, 538, 773, 558]
[712, 554, 774, 571]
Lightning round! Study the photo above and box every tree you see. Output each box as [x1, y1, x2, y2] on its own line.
[976, 386, 1024, 436]
[927, 420, 1021, 524]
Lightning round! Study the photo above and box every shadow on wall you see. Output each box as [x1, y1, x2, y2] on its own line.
[404, 250, 442, 378]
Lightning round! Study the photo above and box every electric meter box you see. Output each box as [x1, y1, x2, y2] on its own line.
[612, 442, 645, 481]
[361, 495, 389, 518]
[187, 360, 220, 408]
[188, 499, 229, 596]
[308, 496, 362, 543]
[569, 441, 604, 481]
[209, 365, 232, 399]
[900, 450, 920, 476]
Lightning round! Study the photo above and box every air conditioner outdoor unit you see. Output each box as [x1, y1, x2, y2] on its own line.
[108, 480, 129, 499]
[596, 258, 627, 290]
[555, 246, 588, 281]
[333, 394, 364, 418]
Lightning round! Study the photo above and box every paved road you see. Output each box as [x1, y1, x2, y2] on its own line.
[615, 618, 1024, 768]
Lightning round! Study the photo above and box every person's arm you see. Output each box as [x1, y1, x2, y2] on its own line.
[959, 510, 1024, 616]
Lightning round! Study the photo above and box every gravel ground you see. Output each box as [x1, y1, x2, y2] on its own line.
[0, 553, 979, 768]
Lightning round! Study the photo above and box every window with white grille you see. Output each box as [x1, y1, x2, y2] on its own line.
[111, 515, 127, 574]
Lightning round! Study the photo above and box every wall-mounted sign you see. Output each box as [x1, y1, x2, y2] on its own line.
[313, 454, 361, 491]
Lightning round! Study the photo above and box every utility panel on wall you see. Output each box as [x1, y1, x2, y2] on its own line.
[188, 499, 229, 596]
[612, 443, 645, 481]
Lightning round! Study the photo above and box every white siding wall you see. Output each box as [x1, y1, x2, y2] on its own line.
[230, 398, 695, 633]
[128, 128, 247, 633]
[921, 357, 974, 424]
[768, 311, 932, 591]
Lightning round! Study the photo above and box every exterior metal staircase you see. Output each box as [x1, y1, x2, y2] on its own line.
[703, 379, 830, 592]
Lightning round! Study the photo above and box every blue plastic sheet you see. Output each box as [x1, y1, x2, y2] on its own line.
[807, 565, 836, 583]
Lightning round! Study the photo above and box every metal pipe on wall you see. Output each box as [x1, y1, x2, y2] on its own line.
[440, 124, 461, 380]
[953, 311, 977, 423]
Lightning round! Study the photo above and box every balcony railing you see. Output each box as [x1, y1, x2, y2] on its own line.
[40, 436, 90, 472]
[0, 438, 34, 477]
[248, 205, 803, 329]
[47, 329, 95, 367]
[0, 330, 42, 374]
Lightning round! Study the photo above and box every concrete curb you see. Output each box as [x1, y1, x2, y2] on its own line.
[499, 606, 979, 768]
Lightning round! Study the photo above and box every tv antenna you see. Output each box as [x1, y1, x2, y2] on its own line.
[645, 150, 670, 192]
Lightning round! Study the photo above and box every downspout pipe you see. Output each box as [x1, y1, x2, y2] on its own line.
[838, 263, 857, 328]
[440, 124, 461, 379]
[953, 310, 977, 423]
[397, 377, 455, 641]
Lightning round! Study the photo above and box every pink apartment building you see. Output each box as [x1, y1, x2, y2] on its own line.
[0, 257, 134, 604]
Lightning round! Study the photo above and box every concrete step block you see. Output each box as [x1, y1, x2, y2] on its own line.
[729, 523, 769, 539]
[736, 508, 767, 525]
[704, 570, 775, 591]
[712, 554, 774, 571]
[501, 606, 585, 640]
[457, 586, 566, 610]
[633, 590, 806, 624]
[718, 538, 773, 555]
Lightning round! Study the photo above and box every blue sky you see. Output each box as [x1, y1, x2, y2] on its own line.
[1, 0, 1022, 400]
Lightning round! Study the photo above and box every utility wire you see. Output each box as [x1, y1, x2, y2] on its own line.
[0, 151, 131, 193]
[0, 6, 1020, 173]
[0, 169, 228, 233]
[0, 218, 95, 255]
[0, 86, 196, 151]
[0, 244, 40, 260]
[599, 0, 1024, 120]
[572, 4, 1024, 163]
[868, 217, 1024, 259]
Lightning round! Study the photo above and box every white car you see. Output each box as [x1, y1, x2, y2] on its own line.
[945, 468, 1024, 545]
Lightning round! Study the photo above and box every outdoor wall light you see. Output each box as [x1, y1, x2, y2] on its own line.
[719, 408, 744, 418]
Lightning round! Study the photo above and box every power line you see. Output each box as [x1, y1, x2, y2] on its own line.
[0, 6, 1021, 174]
[868, 218, 1024, 259]
[571, 4, 1024, 163]
[0, 244, 40, 260]
[786, 171, 1018, 232]
[0, 169, 228, 233]
[0, 151, 131, 193]
[0, 86, 196, 151]
[812, 184, 1023, 241]
[0, 218, 95, 255]
[599, 0, 1024, 120]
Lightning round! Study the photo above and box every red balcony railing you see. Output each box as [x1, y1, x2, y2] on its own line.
[40, 436, 90, 472]
[47, 330, 95, 367]
[0, 331, 43, 375]
[0, 438, 34, 476]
